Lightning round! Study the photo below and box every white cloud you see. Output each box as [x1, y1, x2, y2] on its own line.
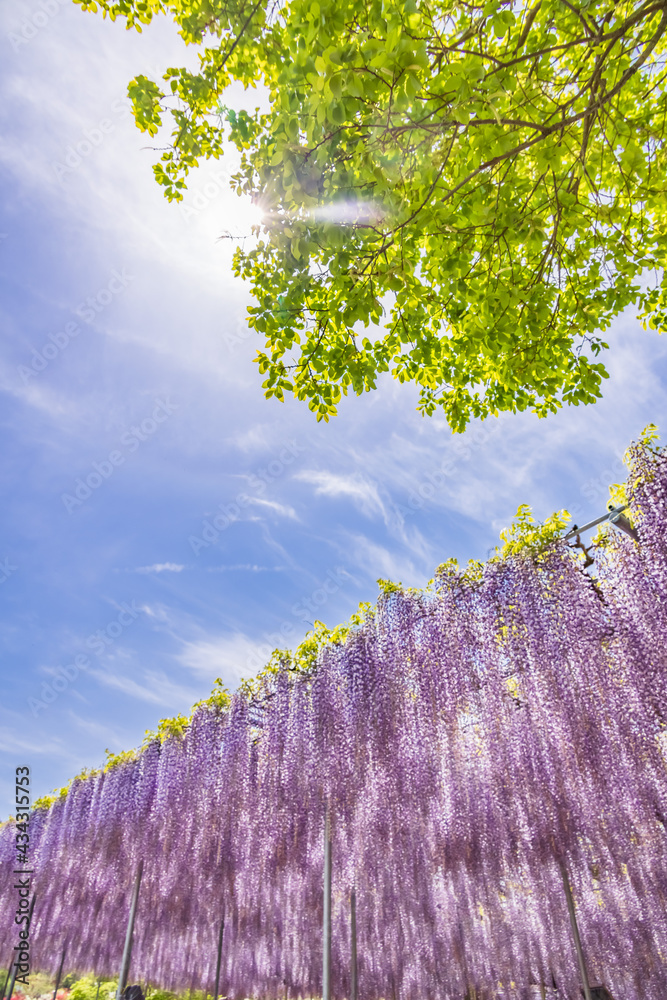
[177, 632, 270, 684]
[67, 711, 124, 746]
[139, 604, 173, 622]
[232, 425, 273, 452]
[247, 497, 298, 519]
[88, 666, 199, 709]
[135, 562, 185, 574]
[0, 7, 261, 400]
[343, 532, 427, 589]
[296, 470, 388, 520]
[206, 564, 285, 572]
[0, 729, 71, 758]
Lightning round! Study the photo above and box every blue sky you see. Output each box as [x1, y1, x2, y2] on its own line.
[1, 0, 667, 813]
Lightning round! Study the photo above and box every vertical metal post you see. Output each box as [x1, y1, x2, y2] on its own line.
[323, 806, 332, 1000]
[1, 965, 10, 1000]
[213, 914, 225, 1000]
[560, 862, 592, 1000]
[52, 945, 66, 1000]
[4, 961, 17, 1000]
[116, 860, 144, 1000]
[4, 964, 17, 1000]
[350, 889, 357, 1000]
[95, 981, 101, 1000]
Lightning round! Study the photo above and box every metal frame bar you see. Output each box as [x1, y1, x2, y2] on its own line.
[323, 808, 332, 1000]
[213, 913, 225, 1000]
[350, 889, 357, 1000]
[559, 862, 592, 1000]
[563, 505, 629, 541]
[116, 860, 143, 1000]
[563, 503, 639, 542]
[52, 945, 66, 1000]
[0, 965, 10, 1000]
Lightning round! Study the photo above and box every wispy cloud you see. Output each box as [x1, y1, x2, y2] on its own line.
[88, 666, 199, 709]
[0, 729, 70, 758]
[206, 564, 285, 572]
[296, 470, 388, 520]
[342, 532, 427, 589]
[135, 562, 185, 574]
[67, 711, 125, 746]
[177, 632, 268, 685]
[247, 497, 298, 520]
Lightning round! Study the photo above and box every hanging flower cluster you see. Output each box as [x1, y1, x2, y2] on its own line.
[2, 440, 667, 1000]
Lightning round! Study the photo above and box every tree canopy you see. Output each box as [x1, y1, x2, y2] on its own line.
[77, 0, 667, 430]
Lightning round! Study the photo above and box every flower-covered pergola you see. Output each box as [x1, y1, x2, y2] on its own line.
[2, 441, 667, 1000]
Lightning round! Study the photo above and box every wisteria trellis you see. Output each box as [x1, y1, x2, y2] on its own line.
[2, 442, 667, 1000]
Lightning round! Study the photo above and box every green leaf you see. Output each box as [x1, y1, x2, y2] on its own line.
[80, 0, 667, 431]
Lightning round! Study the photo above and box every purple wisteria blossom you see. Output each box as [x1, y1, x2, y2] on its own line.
[2, 442, 667, 999]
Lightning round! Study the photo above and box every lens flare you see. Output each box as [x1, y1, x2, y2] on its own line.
[308, 200, 385, 225]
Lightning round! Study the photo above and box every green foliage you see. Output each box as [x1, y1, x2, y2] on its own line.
[75, 0, 667, 430]
[32, 776, 80, 813]
[239, 601, 375, 701]
[292, 604, 375, 666]
[497, 504, 571, 559]
[433, 556, 485, 587]
[103, 747, 139, 770]
[193, 676, 233, 712]
[146, 991, 204, 1000]
[605, 423, 662, 529]
[607, 480, 629, 513]
[14, 969, 57, 998]
[68, 975, 103, 1000]
[33, 793, 58, 811]
[146, 990, 178, 1000]
[238, 650, 288, 702]
[239, 601, 376, 701]
[12, 973, 203, 1000]
[377, 577, 403, 595]
[142, 713, 190, 747]
[289, 621, 334, 673]
[633, 422, 661, 454]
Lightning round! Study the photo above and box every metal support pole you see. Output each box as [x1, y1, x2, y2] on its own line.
[350, 889, 357, 1000]
[4, 964, 17, 1000]
[560, 862, 592, 1000]
[95, 981, 101, 1000]
[52, 945, 66, 1000]
[213, 914, 225, 1000]
[1, 966, 10, 1000]
[4, 961, 17, 1000]
[116, 860, 144, 1000]
[564, 505, 628, 541]
[323, 807, 332, 1000]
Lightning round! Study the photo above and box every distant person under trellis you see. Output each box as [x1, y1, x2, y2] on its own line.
[121, 986, 144, 1000]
